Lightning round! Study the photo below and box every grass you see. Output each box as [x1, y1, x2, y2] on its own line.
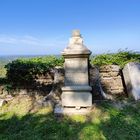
[0, 95, 140, 140]
[0, 66, 6, 78]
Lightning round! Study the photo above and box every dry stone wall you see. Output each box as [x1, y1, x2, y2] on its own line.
[0, 65, 126, 101]
[40, 65, 125, 100]
[35, 72, 54, 86]
[99, 65, 125, 96]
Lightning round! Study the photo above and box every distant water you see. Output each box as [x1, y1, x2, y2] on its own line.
[0, 54, 61, 66]
[0, 54, 96, 66]
[0, 54, 61, 59]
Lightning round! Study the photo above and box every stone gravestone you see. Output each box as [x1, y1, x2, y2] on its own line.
[54, 30, 92, 114]
[123, 62, 140, 100]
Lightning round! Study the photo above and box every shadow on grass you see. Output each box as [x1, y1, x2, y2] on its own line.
[98, 102, 140, 140]
[0, 112, 85, 140]
[1, 102, 140, 140]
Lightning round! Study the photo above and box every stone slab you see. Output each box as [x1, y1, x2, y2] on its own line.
[64, 58, 89, 86]
[54, 105, 92, 115]
[62, 86, 92, 91]
[61, 91, 92, 107]
[123, 62, 140, 100]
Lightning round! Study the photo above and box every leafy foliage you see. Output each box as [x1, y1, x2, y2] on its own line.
[5, 56, 64, 87]
[91, 50, 140, 68]
[3, 51, 140, 88]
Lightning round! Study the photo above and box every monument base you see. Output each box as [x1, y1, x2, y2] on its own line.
[61, 86, 92, 107]
[54, 105, 92, 115]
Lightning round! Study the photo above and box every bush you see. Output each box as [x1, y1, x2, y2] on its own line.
[91, 50, 140, 68]
[5, 56, 64, 87]
[4, 51, 140, 88]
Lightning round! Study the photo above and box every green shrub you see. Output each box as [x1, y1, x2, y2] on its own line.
[4, 51, 140, 88]
[5, 56, 64, 87]
[91, 50, 140, 68]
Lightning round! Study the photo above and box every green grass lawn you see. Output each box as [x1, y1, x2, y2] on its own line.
[0, 95, 140, 140]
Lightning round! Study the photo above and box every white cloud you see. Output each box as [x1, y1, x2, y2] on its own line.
[0, 34, 66, 47]
[0, 36, 17, 44]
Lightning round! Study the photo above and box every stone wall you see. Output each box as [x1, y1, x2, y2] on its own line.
[58, 64, 126, 99]
[90, 65, 104, 100]
[99, 65, 125, 96]
[45, 65, 126, 98]
[0, 65, 126, 101]
[0, 71, 54, 97]
[35, 73, 54, 85]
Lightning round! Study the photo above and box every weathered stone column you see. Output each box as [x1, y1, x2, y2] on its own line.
[61, 30, 92, 109]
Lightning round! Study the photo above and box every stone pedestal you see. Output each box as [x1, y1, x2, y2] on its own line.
[54, 30, 92, 114]
[62, 86, 92, 107]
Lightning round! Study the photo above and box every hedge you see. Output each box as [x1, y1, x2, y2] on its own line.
[91, 50, 140, 68]
[4, 51, 140, 87]
[5, 56, 64, 87]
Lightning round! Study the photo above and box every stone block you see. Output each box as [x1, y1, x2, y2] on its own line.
[99, 65, 120, 72]
[54, 105, 92, 115]
[110, 72, 119, 77]
[61, 86, 92, 107]
[62, 92, 92, 107]
[64, 58, 89, 86]
[111, 65, 120, 72]
[111, 89, 124, 94]
[100, 72, 110, 77]
[123, 62, 140, 100]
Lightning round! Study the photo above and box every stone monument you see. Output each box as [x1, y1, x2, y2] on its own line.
[123, 62, 140, 100]
[55, 30, 92, 114]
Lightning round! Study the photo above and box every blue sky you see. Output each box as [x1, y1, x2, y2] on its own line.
[0, 0, 140, 55]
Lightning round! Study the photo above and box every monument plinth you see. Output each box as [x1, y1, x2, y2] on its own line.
[62, 30, 92, 109]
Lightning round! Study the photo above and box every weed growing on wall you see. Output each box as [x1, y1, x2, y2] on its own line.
[91, 50, 140, 68]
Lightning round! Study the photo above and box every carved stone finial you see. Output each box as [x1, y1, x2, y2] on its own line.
[69, 30, 83, 45]
[72, 30, 81, 37]
[62, 30, 91, 55]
